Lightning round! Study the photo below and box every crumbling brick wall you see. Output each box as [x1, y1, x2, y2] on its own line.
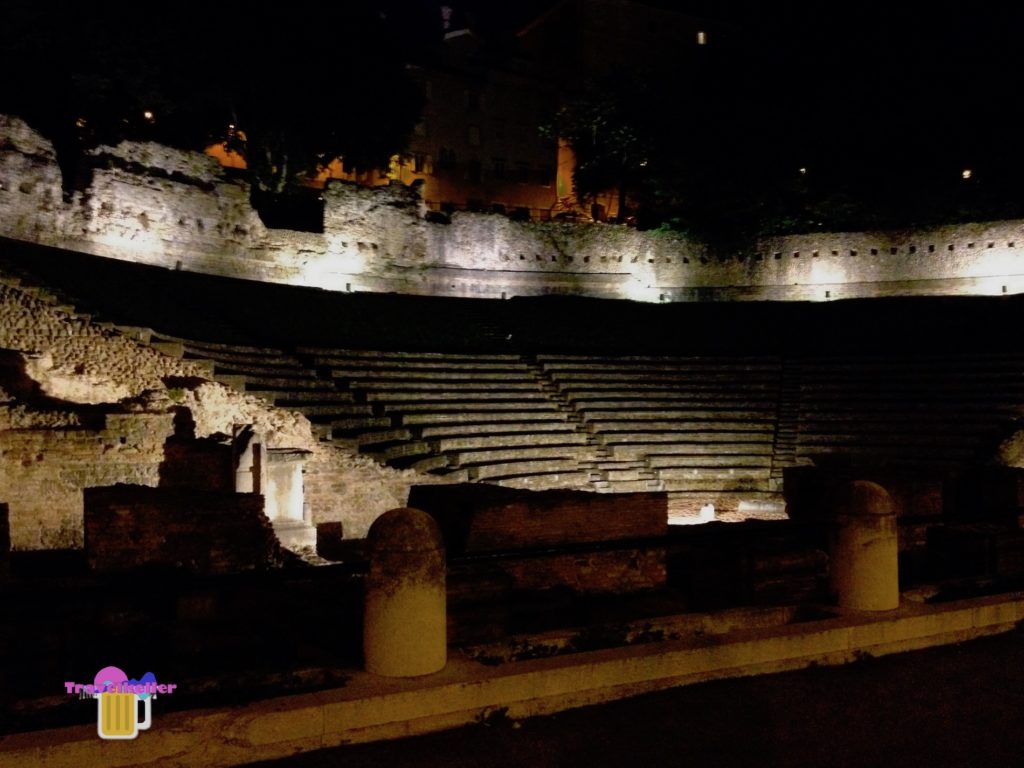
[84, 484, 281, 574]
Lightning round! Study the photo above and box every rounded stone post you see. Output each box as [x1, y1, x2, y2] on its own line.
[364, 507, 446, 676]
[830, 481, 900, 611]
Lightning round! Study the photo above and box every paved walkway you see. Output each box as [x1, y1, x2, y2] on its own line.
[245, 625, 1024, 768]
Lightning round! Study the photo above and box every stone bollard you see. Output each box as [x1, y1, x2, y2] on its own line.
[364, 507, 447, 677]
[830, 481, 900, 611]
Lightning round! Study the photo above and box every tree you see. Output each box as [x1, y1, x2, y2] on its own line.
[541, 79, 652, 221]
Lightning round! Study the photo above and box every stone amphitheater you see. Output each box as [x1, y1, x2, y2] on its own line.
[3, 112, 1024, 557]
[9, 114, 1024, 765]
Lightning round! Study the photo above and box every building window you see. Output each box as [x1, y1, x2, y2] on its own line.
[466, 89, 482, 112]
[413, 153, 431, 174]
[697, 30, 707, 45]
[467, 157, 482, 184]
[468, 125, 481, 147]
[537, 165, 555, 187]
[492, 157, 506, 179]
[438, 147, 456, 173]
[515, 161, 530, 184]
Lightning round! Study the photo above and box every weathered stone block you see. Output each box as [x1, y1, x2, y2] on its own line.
[407, 483, 667, 554]
[84, 484, 281, 574]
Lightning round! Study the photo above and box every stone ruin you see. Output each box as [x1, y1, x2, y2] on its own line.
[0, 266, 418, 567]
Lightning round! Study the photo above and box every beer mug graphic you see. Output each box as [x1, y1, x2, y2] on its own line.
[94, 666, 153, 740]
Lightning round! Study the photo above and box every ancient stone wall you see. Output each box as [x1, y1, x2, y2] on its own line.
[0, 268, 426, 550]
[3, 114, 1024, 302]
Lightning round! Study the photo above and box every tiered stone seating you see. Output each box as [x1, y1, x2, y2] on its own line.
[304, 348, 596, 489]
[536, 355, 784, 501]
[151, 335, 370, 437]
[794, 353, 1024, 468]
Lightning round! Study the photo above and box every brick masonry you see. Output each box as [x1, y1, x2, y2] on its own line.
[84, 484, 282, 574]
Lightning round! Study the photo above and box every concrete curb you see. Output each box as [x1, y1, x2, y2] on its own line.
[2, 593, 1021, 768]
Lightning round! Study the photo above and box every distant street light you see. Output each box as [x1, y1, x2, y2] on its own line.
[962, 169, 972, 180]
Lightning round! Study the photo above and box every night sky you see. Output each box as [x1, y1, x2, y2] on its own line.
[449, 1, 1024, 182]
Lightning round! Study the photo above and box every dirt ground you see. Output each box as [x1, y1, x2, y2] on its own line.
[245, 624, 1024, 768]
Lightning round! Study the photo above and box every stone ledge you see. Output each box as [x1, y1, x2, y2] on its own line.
[2, 592, 1022, 768]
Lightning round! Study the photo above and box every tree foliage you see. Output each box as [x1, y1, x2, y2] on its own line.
[541, 79, 652, 219]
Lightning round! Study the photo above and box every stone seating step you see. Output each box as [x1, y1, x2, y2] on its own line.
[356, 428, 414, 447]
[328, 367, 532, 379]
[601, 479, 663, 493]
[488, 472, 593, 491]
[451, 445, 596, 466]
[794, 446, 976, 462]
[213, 374, 247, 390]
[581, 409, 776, 422]
[319, 361, 530, 374]
[798, 401, 1024, 413]
[211, 363, 319, 378]
[795, 443, 977, 457]
[589, 420, 776, 433]
[419, 422, 580, 439]
[367, 390, 552, 403]
[434, 432, 590, 452]
[577, 397, 780, 409]
[798, 359, 1024, 373]
[599, 430, 774, 443]
[245, 390, 355, 404]
[374, 441, 435, 461]
[182, 347, 304, 367]
[329, 416, 393, 433]
[298, 347, 521, 363]
[384, 401, 563, 414]
[156, 336, 290, 356]
[233, 376, 337, 391]
[287, 404, 375, 419]
[657, 467, 772, 481]
[470, 459, 583, 480]
[549, 371, 782, 383]
[351, 380, 542, 392]
[410, 455, 452, 472]
[588, 460, 649, 471]
[560, 382, 778, 395]
[401, 410, 571, 425]
[646, 454, 774, 469]
[797, 432, 988, 446]
[602, 468, 656, 482]
[548, 366, 778, 378]
[798, 382, 1024, 397]
[611, 443, 773, 460]
[540, 358, 778, 366]
[535, 353, 780, 364]
[797, 418, 1007, 431]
